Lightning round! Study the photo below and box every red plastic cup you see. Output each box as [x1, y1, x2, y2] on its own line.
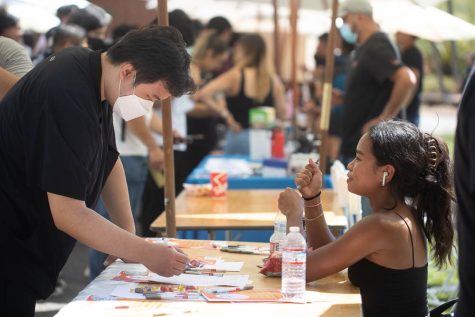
[210, 171, 228, 198]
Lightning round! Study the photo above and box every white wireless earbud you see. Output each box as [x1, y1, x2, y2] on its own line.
[382, 171, 388, 187]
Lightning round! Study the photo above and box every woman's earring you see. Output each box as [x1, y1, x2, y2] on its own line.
[382, 171, 388, 187]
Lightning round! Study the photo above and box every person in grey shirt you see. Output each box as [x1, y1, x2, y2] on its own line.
[0, 36, 33, 100]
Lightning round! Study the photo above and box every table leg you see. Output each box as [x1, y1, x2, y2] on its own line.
[208, 230, 216, 240]
[155, 230, 165, 238]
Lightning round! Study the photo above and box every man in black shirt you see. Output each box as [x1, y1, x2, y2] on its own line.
[338, 0, 416, 164]
[396, 31, 424, 126]
[0, 26, 193, 316]
[455, 68, 475, 317]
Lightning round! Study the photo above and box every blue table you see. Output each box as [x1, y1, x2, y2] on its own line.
[176, 155, 333, 242]
[186, 154, 332, 189]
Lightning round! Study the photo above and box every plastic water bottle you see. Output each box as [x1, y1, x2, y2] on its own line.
[269, 211, 286, 254]
[271, 127, 285, 158]
[282, 226, 307, 299]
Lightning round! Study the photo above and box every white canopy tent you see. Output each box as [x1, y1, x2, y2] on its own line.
[147, 0, 330, 35]
[373, 1, 475, 42]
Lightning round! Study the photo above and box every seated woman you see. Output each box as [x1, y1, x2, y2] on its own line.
[195, 33, 287, 155]
[278, 120, 454, 317]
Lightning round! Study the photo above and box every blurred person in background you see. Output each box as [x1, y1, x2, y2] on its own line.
[0, 9, 22, 43]
[206, 16, 234, 76]
[303, 32, 354, 163]
[33, 4, 79, 57]
[33, 24, 87, 65]
[395, 31, 423, 126]
[0, 35, 32, 100]
[195, 33, 286, 155]
[338, 0, 415, 165]
[68, 5, 110, 51]
[206, 16, 233, 46]
[184, 30, 230, 176]
[192, 19, 205, 39]
[460, 52, 475, 92]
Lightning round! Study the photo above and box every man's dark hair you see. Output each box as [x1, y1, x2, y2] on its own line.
[206, 16, 232, 35]
[107, 25, 195, 97]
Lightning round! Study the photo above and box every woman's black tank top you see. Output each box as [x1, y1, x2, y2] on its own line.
[225, 70, 274, 129]
[348, 212, 428, 317]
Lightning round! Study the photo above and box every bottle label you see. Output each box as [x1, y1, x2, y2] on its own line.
[282, 248, 306, 265]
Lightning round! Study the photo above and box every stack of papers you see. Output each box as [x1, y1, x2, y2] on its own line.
[148, 273, 249, 288]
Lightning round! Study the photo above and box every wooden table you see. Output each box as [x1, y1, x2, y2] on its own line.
[55, 240, 361, 317]
[151, 189, 347, 239]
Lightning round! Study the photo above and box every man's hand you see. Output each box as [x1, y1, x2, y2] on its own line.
[142, 243, 189, 277]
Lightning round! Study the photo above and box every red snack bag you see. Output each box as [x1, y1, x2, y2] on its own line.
[259, 251, 282, 277]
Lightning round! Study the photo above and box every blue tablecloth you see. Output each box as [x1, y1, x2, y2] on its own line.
[186, 154, 332, 189]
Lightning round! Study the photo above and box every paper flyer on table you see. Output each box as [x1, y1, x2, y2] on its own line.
[145, 238, 217, 249]
[203, 289, 320, 303]
[149, 273, 249, 288]
[202, 289, 283, 302]
[202, 261, 243, 272]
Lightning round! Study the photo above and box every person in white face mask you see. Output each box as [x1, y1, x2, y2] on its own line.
[88, 70, 168, 280]
[0, 25, 194, 316]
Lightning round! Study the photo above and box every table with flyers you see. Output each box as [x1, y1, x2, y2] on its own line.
[55, 240, 361, 317]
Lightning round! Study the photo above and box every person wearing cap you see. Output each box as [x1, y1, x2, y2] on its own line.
[338, 0, 416, 165]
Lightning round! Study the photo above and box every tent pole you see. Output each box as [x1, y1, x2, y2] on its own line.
[157, 0, 177, 238]
[272, 0, 281, 76]
[290, 0, 299, 136]
[318, 0, 339, 177]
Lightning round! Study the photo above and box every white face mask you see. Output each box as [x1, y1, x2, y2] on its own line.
[113, 73, 155, 121]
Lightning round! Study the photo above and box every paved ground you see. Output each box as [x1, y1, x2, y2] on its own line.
[35, 243, 90, 317]
[33, 103, 459, 316]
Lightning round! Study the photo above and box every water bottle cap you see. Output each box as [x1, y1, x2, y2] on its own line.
[289, 226, 300, 232]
